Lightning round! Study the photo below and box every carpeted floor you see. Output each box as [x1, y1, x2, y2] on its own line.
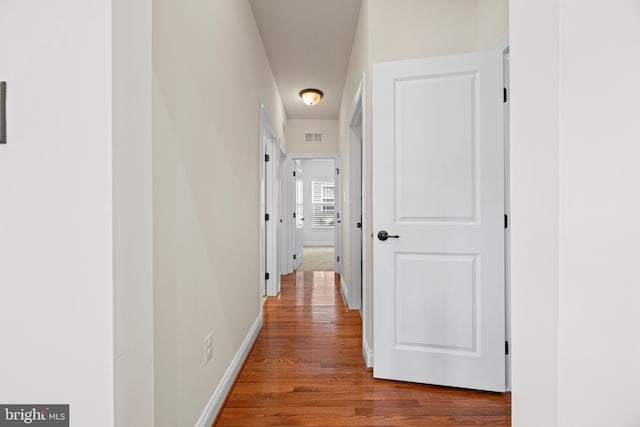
[297, 246, 335, 271]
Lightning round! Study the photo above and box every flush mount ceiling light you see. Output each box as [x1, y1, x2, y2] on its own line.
[299, 89, 324, 106]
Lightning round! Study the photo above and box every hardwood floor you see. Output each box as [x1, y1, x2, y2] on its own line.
[215, 271, 511, 426]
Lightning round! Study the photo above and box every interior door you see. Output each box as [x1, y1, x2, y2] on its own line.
[333, 163, 341, 274]
[293, 161, 304, 269]
[372, 50, 505, 392]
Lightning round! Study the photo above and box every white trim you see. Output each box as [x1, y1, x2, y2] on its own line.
[340, 274, 350, 308]
[362, 338, 373, 368]
[348, 75, 365, 313]
[194, 313, 263, 427]
[503, 44, 512, 392]
[260, 104, 280, 297]
[289, 153, 341, 275]
[497, 35, 510, 53]
[279, 149, 293, 275]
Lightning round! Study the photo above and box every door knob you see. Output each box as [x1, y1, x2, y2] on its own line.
[377, 230, 399, 241]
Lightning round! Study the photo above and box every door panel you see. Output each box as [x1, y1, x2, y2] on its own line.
[373, 50, 505, 392]
[395, 73, 476, 222]
[396, 253, 477, 352]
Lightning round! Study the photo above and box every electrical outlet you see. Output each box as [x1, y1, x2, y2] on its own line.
[204, 332, 213, 364]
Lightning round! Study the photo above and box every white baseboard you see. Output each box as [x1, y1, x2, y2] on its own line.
[362, 337, 373, 368]
[339, 275, 350, 308]
[194, 312, 263, 427]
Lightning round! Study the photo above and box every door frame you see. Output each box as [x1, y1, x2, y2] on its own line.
[502, 41, 512, 392]
[287, 154, 341, 274]
[279, 147, 292, 275]
[292, 159, 305, 270]
[260, 104, 280, 297]
[349, 76, 371, 365]
[348, 77, 365, 312]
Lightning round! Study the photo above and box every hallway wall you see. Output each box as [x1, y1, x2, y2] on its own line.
[557, 2, 640, 424]
[285, 119, 339, 154]
[152, 0, 285, 425]
[113, 0, 154, 425]
[509, 0, 559, 424]
[0, 1, 115, 425]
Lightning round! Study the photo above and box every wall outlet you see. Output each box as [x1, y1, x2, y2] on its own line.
[204, 332, 213, 365]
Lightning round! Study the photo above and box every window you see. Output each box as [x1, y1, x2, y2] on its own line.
[311, 179, 335, 228]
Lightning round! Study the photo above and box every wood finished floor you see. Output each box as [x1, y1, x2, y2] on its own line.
[215, 271, 511, 426]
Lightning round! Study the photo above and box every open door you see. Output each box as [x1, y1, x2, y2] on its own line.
[372, 50, 506, 392]
[333, 164, 341, 274]
[293, 160, 304, 269]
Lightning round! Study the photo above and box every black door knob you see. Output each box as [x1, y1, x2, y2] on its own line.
[377, 230, 399, 241]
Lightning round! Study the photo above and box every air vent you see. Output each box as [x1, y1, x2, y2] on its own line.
[304, 133, 322, 143]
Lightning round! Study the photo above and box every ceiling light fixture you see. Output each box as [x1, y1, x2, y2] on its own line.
[299, 89, 324, 106]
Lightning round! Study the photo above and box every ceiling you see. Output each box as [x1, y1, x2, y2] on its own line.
[249, 0, 362, 120]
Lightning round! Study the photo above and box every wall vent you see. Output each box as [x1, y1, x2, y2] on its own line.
[304, 133, 322, 143]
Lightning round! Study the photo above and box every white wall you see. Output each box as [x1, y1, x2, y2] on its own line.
[339, 0, 370, 349]
[285, 119, 339, 154]
[512, 1, 640, 425]
[558, 1, 640, 425]
[0, 1, 115, 425]
[152, 0, 286, 425]
[510, 0, 560, 425]
[369, 0, 479, 63]
[113, 0, 154, 425]
[301, 159, 335, 246]
[477, 0, 509, 50]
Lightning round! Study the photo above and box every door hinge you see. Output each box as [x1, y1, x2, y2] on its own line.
[293, 254, 296, 260]
[265, 213, 270, 221]
[265, 272, 270, 280]
[505, 341, 509, 355]
[0, 82, 6, 145]
[505, 214, 508, 229]
[337, 256, 340, 262]
[503, 88, 508, 103]
[293, 212, 296, 218]
[293, 171, 296, 177]
[265, 154, 270, 162]
[336, 168, 340, 175]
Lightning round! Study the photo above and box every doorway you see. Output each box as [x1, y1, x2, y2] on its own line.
[260, 105, 281, 297]
[347, 78, 365, 315]
[291, 157, 339, 272]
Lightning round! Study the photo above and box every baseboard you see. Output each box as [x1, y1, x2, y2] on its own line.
[362, 337, 373, 368]
[194, 312, 263, 427]
[339, 275, 350, 308]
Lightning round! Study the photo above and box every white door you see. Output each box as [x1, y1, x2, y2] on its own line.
[372, 50, 505, 392]
[333, 164, 342, 274]
[293, 161, 304, 269]
[263, 135, 273, 296]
